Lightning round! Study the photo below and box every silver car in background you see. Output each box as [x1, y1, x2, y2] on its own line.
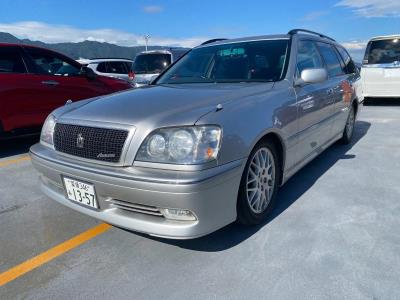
[131, 48, 189, 87]
[30, 29, 360, 239]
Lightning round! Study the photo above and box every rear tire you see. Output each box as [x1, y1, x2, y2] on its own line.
[237, 139, 281, 225]
[340, 104, 355, 145]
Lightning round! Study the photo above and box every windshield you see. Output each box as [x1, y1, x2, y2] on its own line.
[132, 53, 171, 74]
[364, 38, 400, 64]
[156, 40, 289, 84]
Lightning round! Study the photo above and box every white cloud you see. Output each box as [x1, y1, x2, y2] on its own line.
[336, 0, 400, 17]
[340, 40, 368, 62]
[0, 21, 207, 48]
[143, 5, 163, 13]
[301, 11, 328, 21]
[341, 41, 368, 50]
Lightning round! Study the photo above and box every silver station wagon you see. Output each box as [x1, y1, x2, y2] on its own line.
[30, 29, 360, 239]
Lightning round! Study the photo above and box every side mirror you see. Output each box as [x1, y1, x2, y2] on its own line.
[80, 66, 97, 80]
[295, 68, 328, 86]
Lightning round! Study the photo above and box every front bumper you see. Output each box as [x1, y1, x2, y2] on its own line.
[30, 143, 244, 239]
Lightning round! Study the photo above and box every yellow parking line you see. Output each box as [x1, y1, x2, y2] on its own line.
[0, 156, 31, 168]
[0, 223, 112, 287]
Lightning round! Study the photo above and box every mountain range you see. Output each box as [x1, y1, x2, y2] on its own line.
[0, 31, 364, 62]
[0, 32, 172, 60]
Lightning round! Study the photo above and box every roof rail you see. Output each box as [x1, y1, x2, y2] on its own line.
[200, 38, 228, 46]
[288, 29, 336, 42]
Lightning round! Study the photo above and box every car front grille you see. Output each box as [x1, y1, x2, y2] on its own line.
[54, 123, 129, 163]
[110, 199, 163, 217]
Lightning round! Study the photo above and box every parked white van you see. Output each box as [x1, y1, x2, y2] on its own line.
[130, 49, 189, 87]
[361, 35, 400, 99]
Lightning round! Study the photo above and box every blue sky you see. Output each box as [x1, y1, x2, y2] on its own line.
[1, 0, 400, 61]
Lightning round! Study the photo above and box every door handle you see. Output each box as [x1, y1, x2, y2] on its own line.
[41, 80, 59, 86]
[326, 88, 334, 95]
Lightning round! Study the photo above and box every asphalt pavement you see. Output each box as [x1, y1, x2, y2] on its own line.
[1, 102, 400, 299]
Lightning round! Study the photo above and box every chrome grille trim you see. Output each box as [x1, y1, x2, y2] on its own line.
[110, 199, 163, 217]
[54, 123, 129, 163]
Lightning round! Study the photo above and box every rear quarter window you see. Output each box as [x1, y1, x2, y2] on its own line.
[336, 46, 357, 74]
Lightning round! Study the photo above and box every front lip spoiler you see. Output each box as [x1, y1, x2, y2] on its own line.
[29, 147, 244, 186]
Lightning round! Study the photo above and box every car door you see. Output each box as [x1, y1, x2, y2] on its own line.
[21, 47, 111, 118]
[334, 45, 359, 135]
[316, 42, 349, 137]
[294, 40, 335, 164]
[0, 46, 42, 132]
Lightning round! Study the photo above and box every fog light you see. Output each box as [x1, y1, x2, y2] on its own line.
[160, 208, 197, 221]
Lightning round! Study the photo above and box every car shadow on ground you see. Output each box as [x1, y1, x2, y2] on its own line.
[0, 135, 39, 159]
[363, 98, 400, 106]
[138, 120, 371, 251]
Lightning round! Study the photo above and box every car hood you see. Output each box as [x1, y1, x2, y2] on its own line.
[59, 83, 274, 128]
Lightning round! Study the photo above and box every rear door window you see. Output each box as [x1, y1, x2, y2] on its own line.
[107, 61, 128, 74]
[364, 39, 400, 64]
[96, 62, 108, 73]
[25, 48, 80, 76]
[317, 42, 345, 77]
[0, 47, 27, 73]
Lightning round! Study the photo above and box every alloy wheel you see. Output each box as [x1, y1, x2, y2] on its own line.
[246, 147, 276, 214]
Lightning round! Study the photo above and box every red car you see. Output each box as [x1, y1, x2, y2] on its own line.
[0, 43, 132, 136]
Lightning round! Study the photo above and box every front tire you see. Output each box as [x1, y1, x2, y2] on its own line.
[237, 140, 281, 225]
[340, 104, 356, 144]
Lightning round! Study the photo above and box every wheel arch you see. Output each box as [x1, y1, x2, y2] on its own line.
[249, 130, 286, 185]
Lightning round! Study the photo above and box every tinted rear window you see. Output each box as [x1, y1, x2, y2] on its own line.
[132, 54, 171, 74]
[0, 48, 26, 73]
[364, 39, 400, 64]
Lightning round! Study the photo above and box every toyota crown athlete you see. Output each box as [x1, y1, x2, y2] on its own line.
[30, 29, 360, 239]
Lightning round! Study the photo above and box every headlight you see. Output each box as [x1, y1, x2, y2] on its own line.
[136, 126, 222, 164]
[40, 114, 56, 147]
